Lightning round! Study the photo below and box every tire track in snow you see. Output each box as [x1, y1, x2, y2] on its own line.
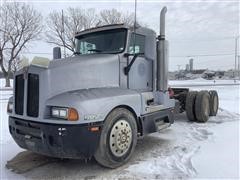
[119, 110, 236, 179]
[165, 146, 200, 177]
[187, 124, 213, 141]
[115, 144, 201, 179]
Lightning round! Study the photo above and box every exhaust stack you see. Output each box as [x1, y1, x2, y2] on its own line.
[157, 7, 168, 92]
[159, 7, 167, 40]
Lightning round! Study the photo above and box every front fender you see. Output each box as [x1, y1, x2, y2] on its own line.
[45, 88, 142, 124]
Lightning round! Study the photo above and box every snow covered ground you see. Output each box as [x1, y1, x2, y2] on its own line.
[170, 78, 239, 86]
[0, 79, 239, 179]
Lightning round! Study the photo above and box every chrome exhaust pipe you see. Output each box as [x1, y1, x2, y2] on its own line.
[159, 6, 167, 40]
[157, 7, 168, 92]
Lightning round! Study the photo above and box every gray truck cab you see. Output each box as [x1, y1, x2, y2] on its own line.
[7, 8, 178, 168]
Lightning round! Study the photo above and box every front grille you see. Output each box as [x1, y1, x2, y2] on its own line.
[27, 74, 39, 117]
[15, 75, 24, 115]
[10, 119, 42, 140]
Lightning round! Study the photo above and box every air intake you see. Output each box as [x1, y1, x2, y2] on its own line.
[27, 74, 39, 117]
[15, 75, 24, 115]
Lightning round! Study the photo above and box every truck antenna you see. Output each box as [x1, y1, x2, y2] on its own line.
[134, 0, 137, 29]
[62, 9, 66, 58]
[133, 0, 137, 53]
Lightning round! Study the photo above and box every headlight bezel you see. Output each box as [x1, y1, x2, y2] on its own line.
[51, 106, 79, 121]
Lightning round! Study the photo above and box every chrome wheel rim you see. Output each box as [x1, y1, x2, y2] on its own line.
[109, 119, 132, 157]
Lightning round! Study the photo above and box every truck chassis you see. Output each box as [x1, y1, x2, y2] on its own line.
[7, 7, 219, 168]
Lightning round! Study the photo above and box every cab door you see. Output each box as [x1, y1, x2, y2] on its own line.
[127, 33, 153, 91]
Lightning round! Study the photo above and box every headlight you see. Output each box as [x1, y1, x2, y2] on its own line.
[51, 107, 68, 119]
[7, 101, 13, 113]
[51, 107, 79, 121]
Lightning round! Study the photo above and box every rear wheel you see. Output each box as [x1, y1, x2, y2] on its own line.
[209, 90, 219, 116]
[94, 108, 137, 168]
[185, 91, 198, 121]
[195, 91, 210, 123]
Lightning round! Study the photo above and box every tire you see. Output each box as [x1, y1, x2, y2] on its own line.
[195, 91, 210, 123]
[209, 90, 219, 116]
[94, 108, 137, 168]
[185, 91, 198, 121]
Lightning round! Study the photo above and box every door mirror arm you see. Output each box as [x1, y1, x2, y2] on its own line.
[124, 53, 144, 75]
[123, 52, 144, 58]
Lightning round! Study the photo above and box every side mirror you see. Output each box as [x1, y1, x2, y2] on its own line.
[53, 47, 61, 60]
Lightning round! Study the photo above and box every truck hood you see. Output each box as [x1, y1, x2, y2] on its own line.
[42, 54, 120, 98]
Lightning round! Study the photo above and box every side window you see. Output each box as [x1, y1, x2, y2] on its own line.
[129, 33, 145, 54]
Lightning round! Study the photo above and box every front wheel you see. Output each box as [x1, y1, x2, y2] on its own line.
[94, 108, 137, 168]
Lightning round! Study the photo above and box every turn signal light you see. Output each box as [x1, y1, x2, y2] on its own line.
[68, 108, 79, 121]
[89, 126, 100, 132]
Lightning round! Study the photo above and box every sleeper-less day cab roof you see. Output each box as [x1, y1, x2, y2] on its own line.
[75, 23, 156, 40]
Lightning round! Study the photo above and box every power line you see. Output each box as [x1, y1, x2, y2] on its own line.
[170, 53, 235, 58]
[169, 36, 237, 43]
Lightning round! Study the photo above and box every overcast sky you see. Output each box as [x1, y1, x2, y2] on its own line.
[2, 0, 239, 71]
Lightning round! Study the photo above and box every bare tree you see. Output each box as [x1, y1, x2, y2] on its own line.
[0, 2, 42, 87]
[11, 56, 22, 74]
[46, 7, 99, 53]
[46, 8, 135, 53]
[99, 9, 134, 26]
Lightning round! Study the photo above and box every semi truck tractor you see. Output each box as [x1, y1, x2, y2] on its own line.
[7, 7, 219, 168]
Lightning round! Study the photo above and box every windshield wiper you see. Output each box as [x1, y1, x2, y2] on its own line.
[88, 49, 103, 53]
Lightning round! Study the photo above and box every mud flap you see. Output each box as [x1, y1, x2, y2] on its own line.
[5, 151, 59, 174]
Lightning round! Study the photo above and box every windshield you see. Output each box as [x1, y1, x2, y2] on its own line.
[75, 28, 127, 55]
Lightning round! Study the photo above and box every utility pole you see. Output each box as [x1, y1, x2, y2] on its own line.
[238, 55, 240, 79]
[177, 65, 181, 72]
[234, 36, 239, 79]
